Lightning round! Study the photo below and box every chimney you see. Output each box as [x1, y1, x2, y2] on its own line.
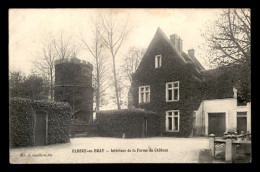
[170, 34, 183, 52]
[188, 49, 195, 58]
[233, 87, 238, 99]
[178, 38, 183, 52]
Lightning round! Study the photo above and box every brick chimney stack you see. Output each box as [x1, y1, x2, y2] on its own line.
[170, 34, 183, 52]
[188, 49, 195, 58]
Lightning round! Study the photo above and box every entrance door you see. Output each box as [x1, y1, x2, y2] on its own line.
[208, 113, 226, 137]
[237, 112, 247, 134]
[35, 112, 47, 146]
[142, 117, 148, 137]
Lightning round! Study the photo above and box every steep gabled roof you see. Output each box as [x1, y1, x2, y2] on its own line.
[181, 52, 205, 71]
[148, 27, 205, 70]
[156, 27, 187, 63]
[188, 54, 205, 71]
[135, 27, 205, 74]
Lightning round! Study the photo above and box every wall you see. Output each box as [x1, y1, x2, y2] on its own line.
[9, 98, 72, 148]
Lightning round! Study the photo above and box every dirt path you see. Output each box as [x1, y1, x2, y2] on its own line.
[10, 137, 209, 164]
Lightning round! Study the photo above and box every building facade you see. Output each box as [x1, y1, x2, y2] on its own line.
[194, 88, 251, 137]
[129, 28, 206, 137]
[128, 27, 251, 137]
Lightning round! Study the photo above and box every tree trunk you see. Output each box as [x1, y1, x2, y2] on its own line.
[112, 55, 121, 110]
[50, 69, 54, 101]
[96, 64, 100, 111]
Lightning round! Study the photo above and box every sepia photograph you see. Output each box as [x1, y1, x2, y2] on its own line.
[9, 8, 251, 164]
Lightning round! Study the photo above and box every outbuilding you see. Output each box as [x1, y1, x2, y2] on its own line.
[10, 98, 72, 148]
[194, 88, 251, 137]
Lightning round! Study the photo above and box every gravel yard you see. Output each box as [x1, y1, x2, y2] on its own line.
[10, 137, 209, 164]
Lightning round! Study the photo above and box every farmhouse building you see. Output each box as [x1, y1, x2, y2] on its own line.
[128, 28, 206, 137]
[128, 27, 251, 137]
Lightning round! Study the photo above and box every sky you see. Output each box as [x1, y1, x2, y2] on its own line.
[9, 8, 222, 110]
[9, 8, 222, 74]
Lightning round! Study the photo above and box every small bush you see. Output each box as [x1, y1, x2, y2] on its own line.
[198, 149, 213, 163]
[10, 97, 72, 148]
[96, 108, 160, 138]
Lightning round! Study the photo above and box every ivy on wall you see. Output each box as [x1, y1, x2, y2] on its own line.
[9, 97, 72, 148]
[129, 30, 206, 137]
[96, 108, 160, 138]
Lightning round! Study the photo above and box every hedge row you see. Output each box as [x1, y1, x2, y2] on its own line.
[9, 97, 72, 148]
[96, 108, 160, 138]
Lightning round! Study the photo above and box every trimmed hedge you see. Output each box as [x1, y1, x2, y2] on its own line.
[9, 97, 72, 148]
[96, 108, 160, 138]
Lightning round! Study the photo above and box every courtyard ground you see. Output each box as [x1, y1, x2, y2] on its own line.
[10, 137, 210, 164]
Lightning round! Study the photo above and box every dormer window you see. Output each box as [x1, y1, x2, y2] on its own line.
[155, 55, 162, 68]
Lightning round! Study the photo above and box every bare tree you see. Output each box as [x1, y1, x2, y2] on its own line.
[201, 8, 251, 102]
[79, 14, 110, 111]
[95, 9, 130, 110]
[121, 47, 146, 84]
[34, 34, 56, 101]
[34, 32, 78, 101]
[202, 8, 250, 67]
[51, 31, 79, 61]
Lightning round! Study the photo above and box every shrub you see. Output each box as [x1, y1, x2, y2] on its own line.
[9, 97, 72, 148]
[96, 108, 160, 138]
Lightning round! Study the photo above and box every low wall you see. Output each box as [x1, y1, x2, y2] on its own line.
[72, 123, 99, 136]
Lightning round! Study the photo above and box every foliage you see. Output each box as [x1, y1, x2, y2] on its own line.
[9, 97, 72, 148]
[96, 108, 160, 138]
[202, 9, 250, 66]
[9, 72, 49, 100]
[121, 47, 146, 84]
[201, 9, 251, 102]
[34, 31, 79, 101]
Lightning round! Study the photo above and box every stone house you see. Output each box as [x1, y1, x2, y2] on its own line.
[128, 28, 206, 137]
[128, 27, 251, 137]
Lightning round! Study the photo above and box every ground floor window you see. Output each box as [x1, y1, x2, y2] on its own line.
[166, 110, 179, 132]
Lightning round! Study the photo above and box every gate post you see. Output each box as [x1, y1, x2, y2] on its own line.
[209, 134, 215, 157]
[225, 138, 233, 163]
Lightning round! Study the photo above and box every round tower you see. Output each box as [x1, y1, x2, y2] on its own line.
[54, 57, 93, 123]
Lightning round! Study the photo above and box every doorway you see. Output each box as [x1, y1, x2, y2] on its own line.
[35, 111, 47, 146]
[142, 117, 148, 137]
[208, 113, 226, 137]
[237, 112, 247, 134]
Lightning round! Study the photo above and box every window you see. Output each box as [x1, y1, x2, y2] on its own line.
[139, 86, 150, 103]
[155, 55, 162, 68]
[166, 110, 179, 132]
[237, 112, 247, 134]
[166, 81, 179, 102]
